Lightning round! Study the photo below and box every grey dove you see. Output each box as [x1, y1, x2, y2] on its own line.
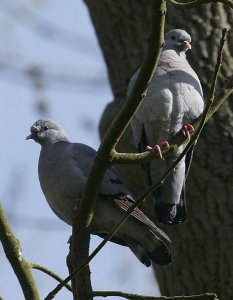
[128, 29, 204, 225]
[26, 119, 172, 266]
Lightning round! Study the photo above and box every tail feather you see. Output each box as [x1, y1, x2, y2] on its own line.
[153, 161, 187, 225]
[124, 235, 172, 266]
[154, 183, 187, 225]
[125, 237, 151, 267]
[147, 244, 173, 266]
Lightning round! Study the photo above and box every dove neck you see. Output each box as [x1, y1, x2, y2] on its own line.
[162, 47, 187, 58]
[39, 135, 70, 146]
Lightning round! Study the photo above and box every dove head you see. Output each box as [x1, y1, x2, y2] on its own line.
[26, 119, 69, 145]
[164, 29, 191, 53]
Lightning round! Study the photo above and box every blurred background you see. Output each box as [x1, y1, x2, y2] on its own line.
[0, 0, 160, 299]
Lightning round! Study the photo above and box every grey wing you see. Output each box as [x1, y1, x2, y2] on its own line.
[131, 118, 152, 185]
[114, 195, 171, 242]
[128, 69, 152, 182]
[101, 167, 170, 242]
[127, 68, 140, 97]
[171, 141, 197, 223]
[154, 142, 197, 225]
[127, 68, 145, 153]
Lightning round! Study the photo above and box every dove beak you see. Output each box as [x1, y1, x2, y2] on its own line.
[26, 134, 33, 140]
[183, 41, 191, 50]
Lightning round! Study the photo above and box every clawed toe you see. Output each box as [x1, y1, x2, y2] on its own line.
[161, 141, 170, 148]
[182, 124, 194, 142]
[145, 144, 163, 159]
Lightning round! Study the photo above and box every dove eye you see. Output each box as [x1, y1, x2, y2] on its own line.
[43, 125, 49, 131]
[171, 35, 175, 40]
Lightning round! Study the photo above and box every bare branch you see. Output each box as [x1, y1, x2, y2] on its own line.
[31, 263, 72, 292]
[169, 0, 233, 10]
[90, 291, 219, 300]
[0, 204, 40, 300]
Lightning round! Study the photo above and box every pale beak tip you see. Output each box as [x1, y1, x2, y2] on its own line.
[183, 41, 191, 50]
[25, 134, 33, 140]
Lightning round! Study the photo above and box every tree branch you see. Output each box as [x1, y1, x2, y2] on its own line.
[90, 291, 219, 300]
[169, 0, 233, 10]
[30, 263, 72, 292]
[0, 204, 40, 300]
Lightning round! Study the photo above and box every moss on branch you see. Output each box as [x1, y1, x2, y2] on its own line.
[91, 291, 219, 300]
[169, 0, 233, 10]
[0, 204, 40, 300]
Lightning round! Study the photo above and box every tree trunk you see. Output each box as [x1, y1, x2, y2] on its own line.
[84, 1, 233, 299]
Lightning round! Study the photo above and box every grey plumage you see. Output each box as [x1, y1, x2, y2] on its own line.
[128, 29, 204, 225]
[27, 119, 172, 266]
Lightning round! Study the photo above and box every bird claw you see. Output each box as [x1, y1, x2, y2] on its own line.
[145, 145, 164, 160]
[161, 141, 170, 148]
[182, 124, 194, 142]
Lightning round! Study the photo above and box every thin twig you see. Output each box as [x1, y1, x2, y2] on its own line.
[90, 291, 219, 300]
[208, 29, 228, 103]
[169, 0, 233, 10]
[0, 204, 40, 300]
[31, 263, 72, 292]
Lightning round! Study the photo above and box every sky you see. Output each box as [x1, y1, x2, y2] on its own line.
[0, 0, 160, 299]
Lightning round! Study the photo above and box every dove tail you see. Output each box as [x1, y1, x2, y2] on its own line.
[147, 244, 173, 266]
[124, 235, 172, 266]
[125, 237, 151, 267]
[154, 184, 187, 226]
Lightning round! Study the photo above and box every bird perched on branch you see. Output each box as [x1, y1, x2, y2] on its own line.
[128, 29, 204, 225]
[26, 119, 172, 267]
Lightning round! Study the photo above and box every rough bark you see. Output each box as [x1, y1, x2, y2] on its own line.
[84, 1, 233, 299]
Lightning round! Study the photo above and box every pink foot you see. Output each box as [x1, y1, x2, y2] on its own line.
[161, 141, 170, 148]
[145, 144, 163, 159]
[182, 124, 194, 142]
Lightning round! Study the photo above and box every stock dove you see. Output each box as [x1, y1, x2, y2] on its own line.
[26, 119, 172, 266]
[128, 29, 204, 225]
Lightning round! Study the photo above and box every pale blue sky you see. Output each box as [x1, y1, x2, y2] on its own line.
[0, 1, 160, 299]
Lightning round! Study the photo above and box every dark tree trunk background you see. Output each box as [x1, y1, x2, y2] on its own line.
[84, 1, 233, 299]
